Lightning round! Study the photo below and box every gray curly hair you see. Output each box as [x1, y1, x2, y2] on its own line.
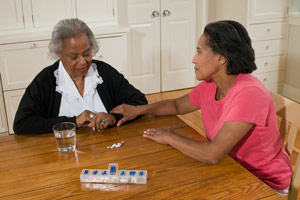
[48, 18, 99, 59]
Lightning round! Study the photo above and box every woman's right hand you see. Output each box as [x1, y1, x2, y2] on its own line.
[76, 110, 94, 128]
[110, 104, 142, 127]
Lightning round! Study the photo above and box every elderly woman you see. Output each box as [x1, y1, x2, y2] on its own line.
[111, 20, 292, 194]
[13, 18, 147, 134]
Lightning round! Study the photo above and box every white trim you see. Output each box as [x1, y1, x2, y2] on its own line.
[282, 83, 300, 103]
[289, 13, 300, 26]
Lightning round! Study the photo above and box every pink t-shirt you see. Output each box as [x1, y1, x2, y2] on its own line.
[189, 73, 292, 190]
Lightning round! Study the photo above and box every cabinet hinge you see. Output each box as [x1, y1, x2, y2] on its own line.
[32, 14, 34, 24]
[113, 8, 115, 16]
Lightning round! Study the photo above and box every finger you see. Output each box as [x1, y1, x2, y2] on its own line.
[143, 132, 154, 139]
[144, 128, 156, 133]
[96, 119, 104, 132]
[100, 124, 104, 133]
[99, 120, 105, 133]
[87, 121, 96, 131]
[116, 117, 127, 127]
[102, 119, 109, 129]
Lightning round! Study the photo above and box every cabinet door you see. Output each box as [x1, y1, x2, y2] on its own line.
[31, 0, 74, 28]
[3, 89, 24, 134]
[161, 0, 196, 91]
[127, 0, 161, 94]
[249, 0, 287, 23]
[94, 34, 128, 77]
[0, 79, 8, 134]
[76, 0, 116, 25]
[0, 0, 24, 31]
[0, 40, 53, 91]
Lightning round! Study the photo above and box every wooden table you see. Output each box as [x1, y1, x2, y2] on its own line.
[0, 115, 283, 200]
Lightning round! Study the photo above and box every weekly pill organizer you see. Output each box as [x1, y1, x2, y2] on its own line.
[80, 163, 147, 184]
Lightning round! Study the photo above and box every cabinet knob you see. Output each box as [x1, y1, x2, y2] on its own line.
[265, 45, 269, 50]
[97, 55, 103, 60]
[266, 28, 271, 33]
[263, 78, 267, 82]
[151, 10, 160, 18]
[264, 62, 268, 67]
[30, 43, 38, 48]
[162, 9, 171, 17]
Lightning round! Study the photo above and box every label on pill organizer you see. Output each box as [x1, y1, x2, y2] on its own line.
[80, 163, 147, 184]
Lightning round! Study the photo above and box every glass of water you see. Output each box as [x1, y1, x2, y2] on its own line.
[53, 122, 76, 153]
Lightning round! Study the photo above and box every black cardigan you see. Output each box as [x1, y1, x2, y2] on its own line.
[13, 60, 147, 134]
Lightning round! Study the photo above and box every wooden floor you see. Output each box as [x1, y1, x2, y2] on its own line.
[146, 88, 300, 200]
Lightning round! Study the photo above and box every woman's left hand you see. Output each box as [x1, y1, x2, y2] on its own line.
[88, 112, 116, 132]
[143, 128, 172, 144]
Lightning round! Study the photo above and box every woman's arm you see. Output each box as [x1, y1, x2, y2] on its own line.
[111, 94, 199, 126]
[143, 121, 253, 164]
[13, 67, 76, 134]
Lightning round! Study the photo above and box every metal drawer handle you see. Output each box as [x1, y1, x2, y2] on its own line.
[162, 9, 171, 17]
[151, 10, 160, 18]
[30, 43, 38, 48]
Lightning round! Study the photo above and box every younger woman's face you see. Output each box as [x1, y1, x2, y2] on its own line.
[192, 34, 223, 81]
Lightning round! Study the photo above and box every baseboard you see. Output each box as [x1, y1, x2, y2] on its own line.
[282, 83, 300, 103]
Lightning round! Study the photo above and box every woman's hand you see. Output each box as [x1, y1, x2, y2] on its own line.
[89, 112, 116, 133]
[76, 110, 94, 127]
[143, 128, 172, 144]
[110, 104, 142, 127]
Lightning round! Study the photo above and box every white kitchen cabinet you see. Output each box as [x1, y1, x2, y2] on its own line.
[76, 0, 117, 26]
[30, 0, 74, 28]
[0, 40, 53, 91]
[94, 34, 128, 76]
[249, 0, 287, 23]
[127, 0, 196, 94]
[0, 78, 8, 135]
[0, 0, 117, 32]
[0, 0, 24, 31]
[214, 0, 288, 93]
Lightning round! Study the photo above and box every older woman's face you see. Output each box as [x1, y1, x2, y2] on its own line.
[192, 34, 222, 81]
[59, 34, 92, 80]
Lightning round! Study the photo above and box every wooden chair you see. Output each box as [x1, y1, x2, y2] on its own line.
[270, 92, 300, 200]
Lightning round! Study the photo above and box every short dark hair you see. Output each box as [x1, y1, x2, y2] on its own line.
[203, 20, 256, 75]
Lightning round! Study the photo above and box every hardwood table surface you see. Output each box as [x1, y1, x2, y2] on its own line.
[0, 115, 283, 200]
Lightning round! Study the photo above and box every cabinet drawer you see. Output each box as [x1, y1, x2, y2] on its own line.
[248, 22, 288, 41]
[0, 40, 53, 91]
[253, 55, 285, 74]
[254, 70, 284, 88]
[252, 39, 286, 57]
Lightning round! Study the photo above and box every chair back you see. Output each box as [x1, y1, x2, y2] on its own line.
[270, 92, 300, 200]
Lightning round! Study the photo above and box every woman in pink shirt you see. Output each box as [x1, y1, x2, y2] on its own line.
[111, 20, 292, 193]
